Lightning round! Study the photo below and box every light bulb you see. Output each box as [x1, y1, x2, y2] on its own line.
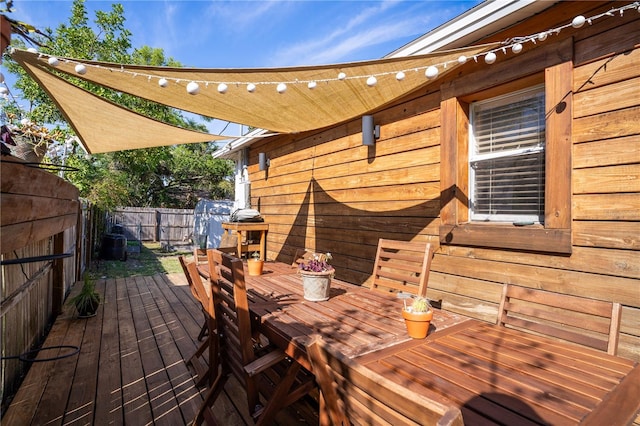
[217, 83, 228, 94]
[366, 76, 377, 86]
[0, 87, 7, 95]
[458, 55, 467, 64]
[395, 71, 405, 81]
[512, 43, 523, 54]
[572, 15, 586, 28]
[484, 52, 497, 64]
[158, 78, 168, 87]
[75, 64, 87, 75]
[538, 32, 548, 41]
[425, 66, 438, 79]
[308, 81, 317, 89]
[187, 81, 200, 95]
[48, 57, 59, 66]
[247, 83, 256, 93]
[337, 72, 346, 80]
[277, 83, 287, 93]
[27, 47, 37, 53]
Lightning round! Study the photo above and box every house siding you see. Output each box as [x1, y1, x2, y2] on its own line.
[246, 1, 639, 361]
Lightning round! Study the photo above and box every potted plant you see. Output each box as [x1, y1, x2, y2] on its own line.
[68, 273, 101, 318]
[402, 296, 433, 339]
[247, 251, 264, 276]
[298, 252, 334, 301]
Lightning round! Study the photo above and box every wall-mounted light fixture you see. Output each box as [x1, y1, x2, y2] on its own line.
[362, 115, 380, 146]
[258, 152, 270, 171]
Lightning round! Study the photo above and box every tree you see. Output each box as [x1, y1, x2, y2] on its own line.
[2, 0, 234, 209]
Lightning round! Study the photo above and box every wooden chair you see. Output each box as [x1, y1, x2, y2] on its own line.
[192, 248, 211, 341]
[370, 239, 434, 297]
[291, 248, 315, 267]
[193, 247, 208, 264]
[179, 256, 218, 388]
[217, 232, 238, 256]
[306, 337, 464, 426]
[193, 249, 315, 425]
[497, 284, 622, 355]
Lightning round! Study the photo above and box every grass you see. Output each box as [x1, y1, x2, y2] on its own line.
[91, 241, 193, 279]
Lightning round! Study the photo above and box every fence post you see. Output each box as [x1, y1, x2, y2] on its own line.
[156, 210, 161, 242]
[52, 232, 65, 314]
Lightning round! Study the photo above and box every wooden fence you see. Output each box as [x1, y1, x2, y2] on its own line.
[108, 207, 196, 246]
[0, 156, 86, 411]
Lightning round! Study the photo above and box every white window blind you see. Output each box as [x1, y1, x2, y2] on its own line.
[469, 85, 545, 223]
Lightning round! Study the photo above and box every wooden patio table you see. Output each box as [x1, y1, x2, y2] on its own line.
[356, 320, 640, 425]
[198, 260, 469, 372]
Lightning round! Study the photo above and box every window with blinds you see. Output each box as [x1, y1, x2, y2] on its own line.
[469, 85, 545, 223]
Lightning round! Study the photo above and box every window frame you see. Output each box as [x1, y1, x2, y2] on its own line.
[468, 84, 546, 224]
[439, 61, 572, 254]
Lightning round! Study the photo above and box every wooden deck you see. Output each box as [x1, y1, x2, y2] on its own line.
[3, 273, 319, 425]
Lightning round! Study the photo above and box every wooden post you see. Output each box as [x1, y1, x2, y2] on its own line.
[52, 231, 65, 314]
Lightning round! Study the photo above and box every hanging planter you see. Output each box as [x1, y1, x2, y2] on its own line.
[402, 297, 433, 339]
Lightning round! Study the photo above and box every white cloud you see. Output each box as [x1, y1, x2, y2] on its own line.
[268, 3, 434, 65]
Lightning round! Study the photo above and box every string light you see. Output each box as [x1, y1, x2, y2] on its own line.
[484, 52, 497, 64]
[22, 1, 637, 96]
[425, 66, 439, 79]
[572, 15, 586, 28]
[186, 81, 200, 94]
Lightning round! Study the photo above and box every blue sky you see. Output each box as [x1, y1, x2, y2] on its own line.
[3, 0, 481, 135]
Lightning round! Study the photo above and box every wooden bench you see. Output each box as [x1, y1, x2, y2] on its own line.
[307, 337, 464, 426]
[497, 284, 622, 355]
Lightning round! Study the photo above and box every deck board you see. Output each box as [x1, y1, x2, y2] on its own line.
[3, 273, 318, 425]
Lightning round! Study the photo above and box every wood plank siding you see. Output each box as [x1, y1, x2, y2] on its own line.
[244, 1, 640, 361]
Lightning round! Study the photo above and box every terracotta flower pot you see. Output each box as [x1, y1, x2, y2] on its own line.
[247, 259, 264, 276]
[402, 309, 433, 339]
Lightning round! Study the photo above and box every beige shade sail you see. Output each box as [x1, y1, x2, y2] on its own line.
[12, 43, 497, 139]
[14, 54, 226, 154]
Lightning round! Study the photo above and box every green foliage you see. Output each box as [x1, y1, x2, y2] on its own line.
[2, 0, 234, 209]
[68, 273, 100, 316]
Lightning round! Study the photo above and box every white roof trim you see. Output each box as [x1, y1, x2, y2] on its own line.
[212, 127, 269, 158]
[387, 0, 556, 57]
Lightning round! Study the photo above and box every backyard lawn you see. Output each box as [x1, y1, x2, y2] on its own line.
[91, 242, 193, 279]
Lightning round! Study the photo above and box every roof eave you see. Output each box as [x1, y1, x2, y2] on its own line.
[386, 0, 559, 57]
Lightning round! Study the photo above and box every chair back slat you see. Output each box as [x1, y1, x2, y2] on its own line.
[497, 285, 622, 355]
[307, 337, 464, 426]
[371, 239, 434, 297]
